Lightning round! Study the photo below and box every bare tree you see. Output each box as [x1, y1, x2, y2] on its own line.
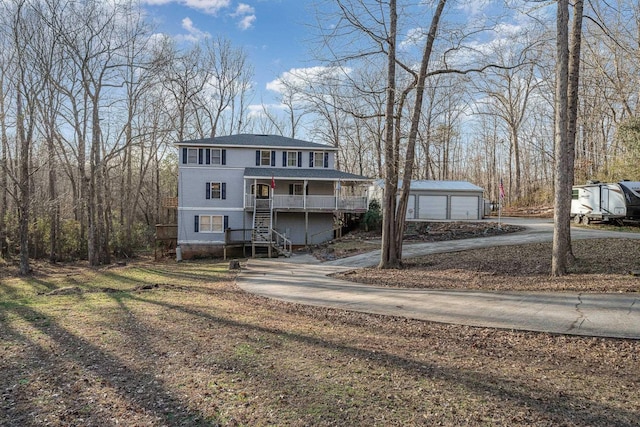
[552, 0, 571, 276]
[2, 0, 45, 274]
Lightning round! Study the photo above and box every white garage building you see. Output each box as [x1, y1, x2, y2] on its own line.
[370, 180, 485, 221]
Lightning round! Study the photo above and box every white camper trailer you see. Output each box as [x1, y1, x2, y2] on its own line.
[571, 180, 640, 224]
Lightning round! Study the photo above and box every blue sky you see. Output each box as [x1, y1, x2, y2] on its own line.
[139, 0, 548, 129]
[142, 0, 315, 105]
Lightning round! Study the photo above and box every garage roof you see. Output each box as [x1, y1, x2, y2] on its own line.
[374, 179, 483, 192]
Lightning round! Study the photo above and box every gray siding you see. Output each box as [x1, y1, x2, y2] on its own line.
[274, 212, 334, 245]
[178, 144, 341, 247]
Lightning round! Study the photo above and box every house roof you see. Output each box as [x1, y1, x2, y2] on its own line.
[244, 167, 371, 181]
[176, 134, 337, 150]
[373, 179, 483, 192]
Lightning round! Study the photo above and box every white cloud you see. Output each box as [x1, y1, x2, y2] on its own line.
[232, 3, 254, 16]
[455, 0, 492, 16]
[400, 27, 426, 50]
[266, 66, 351, 94]
[141, 0, 230, 15]
[238, 14, 256, 30]
[247, 103, 286, 118]
[231, 3, 256, 30]
[178, 17, 211, 42]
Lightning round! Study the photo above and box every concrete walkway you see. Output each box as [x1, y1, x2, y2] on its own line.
[236, 219, 640, 339]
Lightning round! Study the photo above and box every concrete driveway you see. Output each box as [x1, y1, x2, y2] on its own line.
[236, 218, 640, 339]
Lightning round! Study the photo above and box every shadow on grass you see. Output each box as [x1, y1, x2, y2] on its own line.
[111, 290, 639, 426]
[2, 304, 220, 426]
[3, 268, 638, 426]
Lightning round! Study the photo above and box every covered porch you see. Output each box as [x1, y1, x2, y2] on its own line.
[242, 168, 371, 213]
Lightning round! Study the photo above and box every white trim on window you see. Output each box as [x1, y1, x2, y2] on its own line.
[210, 182, 222, 199]
[260, 150, 271, 166]
[186, 148, 198, 164]
[199, 215, 224, 233]
[287, 151, 297, 167]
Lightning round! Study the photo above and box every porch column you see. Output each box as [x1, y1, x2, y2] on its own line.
[305, 211, 309, 247]
[243, 178, 246, 209]
[303, 179, 308, 209]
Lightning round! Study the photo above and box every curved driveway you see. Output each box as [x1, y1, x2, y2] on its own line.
[236, 219, 640, 339]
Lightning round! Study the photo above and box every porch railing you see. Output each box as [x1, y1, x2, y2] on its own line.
[245, 195, 367, 211]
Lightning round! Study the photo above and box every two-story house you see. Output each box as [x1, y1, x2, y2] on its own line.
[176, 134, 371, 259]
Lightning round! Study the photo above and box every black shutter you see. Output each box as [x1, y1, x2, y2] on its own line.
[271, 150, 276, 166]
[222, 149, 226, 165]
[289, 184, 294, 195]
[198, 148, 203, 164]
[205, 149, 210, 165]
[309, 152, 314, 167]
[224, 215, 229, 230]
[255, 150, 260, 166]
[324, 152, 329, 168]
[182, 148, 187, 164]
[282, 152, 287, 167]
[194, 215, 199, 232]
[205, 182, 210, 199]
[298, 151, 302, 167]
[221, 182, 226, 200]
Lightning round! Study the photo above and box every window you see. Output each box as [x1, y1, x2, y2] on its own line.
[211, 149, 222, 165]
[287, 152, 298, 167]
[197, 215, 226, 233]
[211, 183, 221, 199]
[290, 183, 304, 195]
[309, 151, 329, 168]
[572, 189, 579, 200]
[261, 150, 272, 166]
[256, 150, 275, 166]
[187, 148, 198, 164]
[206, 182, 226, 199]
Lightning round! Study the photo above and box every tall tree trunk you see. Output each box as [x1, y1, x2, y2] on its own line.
[395, 0, 447, 260]
[565, 0, 584, 260]
[0, 74, 8, 259]
[379, 0, 399, 268]
[16, 90, 30, 275]
[47, 121, 59, 262]
[552, 0, 570, 276]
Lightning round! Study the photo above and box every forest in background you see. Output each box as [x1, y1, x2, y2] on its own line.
[0, 0, 639, 268]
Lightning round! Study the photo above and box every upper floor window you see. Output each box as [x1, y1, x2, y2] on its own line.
[309, 151, 329, 168]
[210, 149, 222, 165]
[186, 148, 198, 164]
[182, 147, 226, 165]
[256, 150, 275, 166]
[286, 151, 298, 167]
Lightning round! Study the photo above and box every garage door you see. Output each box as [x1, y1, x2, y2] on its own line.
[451, 196, 479, 220]
[418, 195, 447, 219]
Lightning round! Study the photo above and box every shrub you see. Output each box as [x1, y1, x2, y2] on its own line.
[362, 199, 382, 232]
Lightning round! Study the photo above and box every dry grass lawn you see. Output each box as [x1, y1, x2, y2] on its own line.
[1, 235, 639, 426]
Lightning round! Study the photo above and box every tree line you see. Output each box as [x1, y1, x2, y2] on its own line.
[1, 0, 639, 274]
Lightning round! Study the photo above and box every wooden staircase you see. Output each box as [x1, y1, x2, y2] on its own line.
[251, 199, 291, 257]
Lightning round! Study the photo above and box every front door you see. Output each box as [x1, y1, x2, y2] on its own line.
[252, 183, 270, 199]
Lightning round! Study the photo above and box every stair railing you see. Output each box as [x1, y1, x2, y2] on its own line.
[271, 229, 292, 256]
